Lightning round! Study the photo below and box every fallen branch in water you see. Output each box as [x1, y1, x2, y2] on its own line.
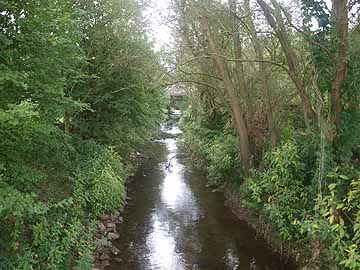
[165, 155, 176, 170]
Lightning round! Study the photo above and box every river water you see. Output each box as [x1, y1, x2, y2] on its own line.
[107, 122, 295, 270]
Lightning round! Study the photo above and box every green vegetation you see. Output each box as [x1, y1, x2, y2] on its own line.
[173, 0, 360, 269]
[0, 0, 165, 268]
[1, 0, 359, 268]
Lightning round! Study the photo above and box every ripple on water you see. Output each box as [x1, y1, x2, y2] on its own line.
[106, 124, 296, 270]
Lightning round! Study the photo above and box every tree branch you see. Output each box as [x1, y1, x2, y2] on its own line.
[160, 79, 220, 91]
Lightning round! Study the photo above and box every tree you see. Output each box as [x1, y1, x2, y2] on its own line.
[257, 0, 316, 128]
[0, 0, 166, 268]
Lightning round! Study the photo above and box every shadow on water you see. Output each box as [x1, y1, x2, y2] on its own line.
[106, 118, 296, 270]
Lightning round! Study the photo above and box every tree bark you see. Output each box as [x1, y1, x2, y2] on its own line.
[244, 0, 277, 147]
[229, 0, 251, 112]
[331, 0, 349, 134]
[257, 0, 316, 128]
[206, 22, 253, 172]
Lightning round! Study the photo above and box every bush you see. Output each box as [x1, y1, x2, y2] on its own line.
[244, 141, 310, 240]
[206, 134, 240, 185]
[180, 120, 240, 185]
[0, 181, 95, 270]
[0, 0, 165, 268]
[26, 201, 95, 270]
[179, 122, 214, 169]
[73, 141, 127, 216]
[301, 166, 360, 269]
[241, 140, 360, 269]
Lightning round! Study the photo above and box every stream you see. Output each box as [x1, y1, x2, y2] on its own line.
[106, 120, 295, 270]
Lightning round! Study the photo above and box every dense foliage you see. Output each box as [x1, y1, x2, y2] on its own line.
[174, 0, 360, 269]
[1, 0, 359, 268]
[0, 0, 165, 268]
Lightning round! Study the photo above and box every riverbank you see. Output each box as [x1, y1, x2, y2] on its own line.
[177, 120, 337, 270]
[175, 162, 302, 270]
[176, 120, 303, 269]
[224, 188, 301, 267]
[93, 213, 123, 269]
[92, 151, 147, 269]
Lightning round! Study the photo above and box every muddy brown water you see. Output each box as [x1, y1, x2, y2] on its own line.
[106, 123, 296, 270]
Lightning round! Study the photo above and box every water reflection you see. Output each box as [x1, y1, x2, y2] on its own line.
[106, 123, 295, 270]
[147, 130, 203, 269]
[147, 215, 182, 269]
[162, 125, 182, 135]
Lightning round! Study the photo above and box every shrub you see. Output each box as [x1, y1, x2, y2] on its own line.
[73, 141, 127, 216]
[179, 122, 215, 169]
[0, 181, 95, 270]
[301, 166, 360, 269]
[206, 134, 240, 185]
[180, 120, 240, 185]
[245, 141, 310, 240]
[27, 200, 95, 270]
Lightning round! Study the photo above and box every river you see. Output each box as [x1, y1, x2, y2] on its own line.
[106, 121, 295, 270]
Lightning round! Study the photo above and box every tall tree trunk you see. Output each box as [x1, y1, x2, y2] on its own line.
[257, 0, 316, 129]
[331, 0, 349, 134]
[206, 22, 252, 172]
[229, 0, 257, 155]
[244, 0, 277, 147]
[229, 0, 251, 113]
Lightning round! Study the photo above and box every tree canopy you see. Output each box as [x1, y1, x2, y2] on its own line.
[0, 0, 166, 268]
[172, 0, 360, 268]
[0, 0, 359, 269]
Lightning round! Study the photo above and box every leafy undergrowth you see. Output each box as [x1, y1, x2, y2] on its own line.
[180, 120, 360, 270]
[178, 121, 241, 186]
[0, 130, 127, 269]
[0, 0, 166, 268]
